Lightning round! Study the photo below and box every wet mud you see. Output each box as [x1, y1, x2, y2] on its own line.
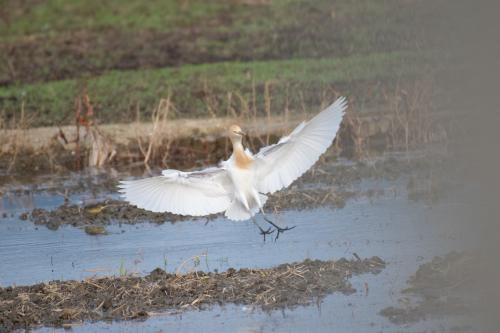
[0, 256, 385, 332]
[27, 200, 202, 229]
[23, 191, 353, 231]
[10, 151, 455, 231]
[380, 252, 475, 325]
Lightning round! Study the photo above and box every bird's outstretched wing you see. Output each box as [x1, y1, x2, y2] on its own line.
[118, 167, 233, 216]
[253, 97, 347, 194]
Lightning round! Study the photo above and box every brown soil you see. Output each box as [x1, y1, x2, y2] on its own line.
[24, 188, 354, 231]
[380, 252, 475, 325]
[28, 200, 200, 229]
[1, 23, 363, 86]
[0, 0, 437, 85]
[0, 256, 385, 332]
[0, 28, 233, 86]
[83, 225, 107, 236]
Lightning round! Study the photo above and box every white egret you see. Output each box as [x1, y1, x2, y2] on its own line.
[119, 97, 347, 239]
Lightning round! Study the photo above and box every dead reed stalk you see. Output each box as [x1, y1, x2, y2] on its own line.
[137, 94, 173, 167]
[6, 101, 31, 172]
[264, 80, 273, 145]
[73, 91, 116, 168]
[385, 78, 438, 152]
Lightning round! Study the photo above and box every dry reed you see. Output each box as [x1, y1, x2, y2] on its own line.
[0, 77, 449, 174]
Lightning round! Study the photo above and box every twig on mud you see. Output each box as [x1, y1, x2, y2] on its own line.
[84, 280, 104, 289]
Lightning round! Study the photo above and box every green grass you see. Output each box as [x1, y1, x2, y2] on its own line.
[0, 51, 429, 127]
[1, 0, 229, 37]
[0, 0, 443, 127]
[2, 0, 343, 37]
[0, 0, 438, 86]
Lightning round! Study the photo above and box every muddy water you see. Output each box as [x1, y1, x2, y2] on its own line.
[0, 158, 474, 332]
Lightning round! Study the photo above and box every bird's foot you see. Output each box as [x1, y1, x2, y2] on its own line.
[252, 218, 274, 241]
[258, 226, 274, 241]
[262, 215, 296, 241]
[272, 225, 296, 241]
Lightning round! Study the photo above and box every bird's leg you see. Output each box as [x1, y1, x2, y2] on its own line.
[260, 209, 296, 241]
[251, 217, 274, 241]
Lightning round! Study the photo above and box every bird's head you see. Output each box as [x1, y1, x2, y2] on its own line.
[228, 124, 245, 142]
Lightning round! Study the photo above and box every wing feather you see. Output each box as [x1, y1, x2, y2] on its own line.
[118, 167, 232, 216]
[254, 97, 347, 194]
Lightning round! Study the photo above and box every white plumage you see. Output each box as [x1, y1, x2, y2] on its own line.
[118, 97, 347, 223]
[119, 168, 232, 216]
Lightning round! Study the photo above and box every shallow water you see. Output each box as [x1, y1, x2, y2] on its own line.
[32, 295, 468, 333]
[0, 179, 461, 286]
[0, 167, 474, 332]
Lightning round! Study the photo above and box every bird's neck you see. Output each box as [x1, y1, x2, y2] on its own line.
[232, 140, 244, 152]
[232, 141, 252, 169]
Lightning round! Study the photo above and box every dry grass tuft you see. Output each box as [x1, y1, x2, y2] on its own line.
[384, 78, 446, 152]
[0, 101, 33, 172]
[136, 94, 174, 168]
[0, 78, 452, 174]
[0, 256, 385, 331]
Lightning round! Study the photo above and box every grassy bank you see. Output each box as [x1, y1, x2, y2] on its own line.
[0, 51, 433, 127]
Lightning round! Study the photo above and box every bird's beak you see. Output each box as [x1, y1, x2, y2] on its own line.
[237, 130, 246, 136]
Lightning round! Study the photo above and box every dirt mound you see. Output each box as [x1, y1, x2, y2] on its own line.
[0, 256, 385, 332]
[24, 187, 354, 231]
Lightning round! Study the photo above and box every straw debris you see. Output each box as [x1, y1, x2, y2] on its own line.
[0, 256, 384, 331]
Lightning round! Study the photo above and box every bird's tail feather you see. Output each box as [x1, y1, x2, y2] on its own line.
[224, 193, 267, 221]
